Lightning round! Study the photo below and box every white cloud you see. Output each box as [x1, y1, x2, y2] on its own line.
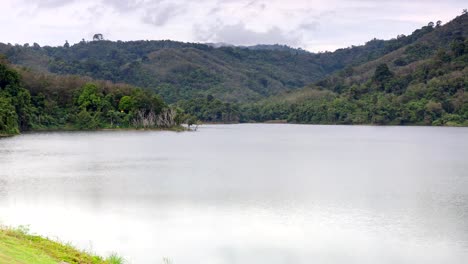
[0, 0, 465, 51]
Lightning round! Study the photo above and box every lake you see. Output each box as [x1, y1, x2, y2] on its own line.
[1, 124, 468, 263]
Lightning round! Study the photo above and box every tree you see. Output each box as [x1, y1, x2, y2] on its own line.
[436, 20, 442, 27]
[76, 109, 98, 129]
[463, 9, 467, 15]
[77, 83, 103, 111]
[118, 95, 134, 113]
[451, 39, 466, 57]
[373, 63, 394, 87]
[425, 101, 443, 121]
[428, 22, 435, 28]
[64, 40, 70, 48]
[0, 63, 32, 131]
[0, 96, 19, 134]
[132, 89, 165, 115]
[93, 33, 104, 41]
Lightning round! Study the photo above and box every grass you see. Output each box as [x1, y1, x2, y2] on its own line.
[0, 226, 125, 264]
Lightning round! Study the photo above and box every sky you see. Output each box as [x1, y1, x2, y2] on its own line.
[0, 0, 466, 52]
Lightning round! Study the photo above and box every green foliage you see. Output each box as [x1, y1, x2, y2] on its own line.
[0, 227, 110, 263]
[0, 13, 466, 127]
[0, 61, 183, 134]
[373, 63, 393, 84]
[0, 96, 19, 135]
[118, 95, 134, 112]
[78, 83, 103, 111]
[238, 25, 468, 126]
[106, 253, 125, 264]
[75, 110, 98, 129]
[0, 15, 444, 104]
[177, 95, 240, 123]
[0, 63, 33, 134]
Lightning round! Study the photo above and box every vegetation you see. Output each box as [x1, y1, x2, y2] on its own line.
[178, 13, 468, 126]
[177, 95, 240, 123]
[1, 13, 467, 128]
[0, 58, 192, 136]
[0, 226, 123, 264]
[0, 17, 438, 104]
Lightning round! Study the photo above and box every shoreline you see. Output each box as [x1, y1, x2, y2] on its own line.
[2, 122, 467, 138]
[1, 125, 189, 137]
[200, 121, 468, 128]
[0, 226, 123, 264]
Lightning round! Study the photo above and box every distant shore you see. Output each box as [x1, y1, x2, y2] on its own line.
[0, 125, 190, 137]
[2, 122, 467, 138]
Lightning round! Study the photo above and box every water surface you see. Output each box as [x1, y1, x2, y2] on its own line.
[1, 124, 468, 263]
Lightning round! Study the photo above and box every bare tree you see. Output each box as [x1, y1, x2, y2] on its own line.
[131, 108, 179, 129]
[132, 110, 156, 128]
[156, 108, 177, 128]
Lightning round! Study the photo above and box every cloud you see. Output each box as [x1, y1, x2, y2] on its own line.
[143, 3, 186, 27]
[103, 0, 159, 13]
[26, 0, 76, 8]
[1, 0, 466, 52]
[197, 22, 301, 46]
[299, 22, 320, 31]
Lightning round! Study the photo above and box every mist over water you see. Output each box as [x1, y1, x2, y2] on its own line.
[1, 124, 468, 263]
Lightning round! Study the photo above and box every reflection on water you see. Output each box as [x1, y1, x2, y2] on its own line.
[1, 124, 468, 263]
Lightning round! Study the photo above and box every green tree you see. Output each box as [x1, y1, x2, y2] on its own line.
[0, 63, 33, 131]
[373, 63, 394, 90]
[118, 95, 134, 113]
[0, 96, 19, 134]
[77, 83, 103, 112]
[76, 110, 98, 129]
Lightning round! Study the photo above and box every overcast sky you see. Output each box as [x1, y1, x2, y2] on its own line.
[0, 0, 466, 52]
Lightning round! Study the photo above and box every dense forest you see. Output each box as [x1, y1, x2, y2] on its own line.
[0, 58, 191, 136]
[179, 13, 468, 126]
[0, 18, 441, 103]
[1, 12, 467, 133]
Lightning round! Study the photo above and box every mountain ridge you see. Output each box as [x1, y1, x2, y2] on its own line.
[0, 17, 442, 103]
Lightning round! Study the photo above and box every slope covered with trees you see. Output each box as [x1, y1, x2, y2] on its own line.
[182, 12, 467, 126]
[1, 12, 467, 127]
[0, 58, 187, 136]
[0, 20, 437, 104]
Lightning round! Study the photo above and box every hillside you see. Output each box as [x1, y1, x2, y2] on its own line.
[1, 13, 466, 127]
[0, 22, 436, 103]
[235, 13, 468, 126]
[0, 57, 191, 136]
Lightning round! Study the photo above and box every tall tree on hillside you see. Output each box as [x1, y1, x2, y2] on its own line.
[373, 63, 394, 91]
[373, 64, 393, 83]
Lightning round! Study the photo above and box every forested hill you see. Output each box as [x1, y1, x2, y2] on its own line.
[233, 13, 467, 126]
[1, 12, 467, 128]
[0, 58, 193, 136]
[0, 18, 439, 103]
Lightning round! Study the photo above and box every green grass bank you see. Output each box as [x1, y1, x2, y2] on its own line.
[0, 227, 124, 264]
